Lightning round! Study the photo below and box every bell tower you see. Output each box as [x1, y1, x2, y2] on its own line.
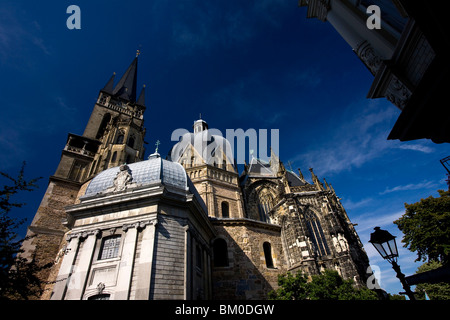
[83, 55, 146, 176]
[52, 54, 147, 183]
[20, 55, 148, 298]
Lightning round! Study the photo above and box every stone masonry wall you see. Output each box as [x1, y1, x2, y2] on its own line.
[20, 179, 80, 299]
[211, 222, 286, 300]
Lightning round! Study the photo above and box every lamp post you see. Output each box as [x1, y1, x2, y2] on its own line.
[369, 227, 416, 300]
[439, 156, 450, 190]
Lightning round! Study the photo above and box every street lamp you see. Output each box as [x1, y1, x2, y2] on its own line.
[369, 227, 416, 300]
[440, 155, 450, 174]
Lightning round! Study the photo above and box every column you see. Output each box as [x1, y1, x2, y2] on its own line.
[326, 10, 364, 50]
[208, 184, 216, 217]
[64, 230, 99, 300]
[134, 219, 157, 300]
[51, 234, 80, 300]
[327, 0, 395, 59]
[114, 224, 138, 300]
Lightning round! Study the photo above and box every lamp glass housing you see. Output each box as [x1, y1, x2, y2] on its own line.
[369, 227, 398, 262]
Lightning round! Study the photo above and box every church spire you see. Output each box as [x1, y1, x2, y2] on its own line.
[102, 72, 115, 94]
[137, 85, 146, 107]
[113, 56, 138, 103]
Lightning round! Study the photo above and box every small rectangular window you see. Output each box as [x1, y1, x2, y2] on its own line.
[99, 236, 121, 260]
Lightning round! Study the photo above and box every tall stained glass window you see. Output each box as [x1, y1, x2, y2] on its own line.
[305, 211, 330, 256]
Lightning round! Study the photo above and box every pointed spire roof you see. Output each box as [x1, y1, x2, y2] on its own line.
[269, 148, 281, 175]
[136, 85, 146, 107]
[323, 178, 330, 190]
[248, 157, 275, 176]
[101, 72, 116, 94]
[113, 57, 138, 102]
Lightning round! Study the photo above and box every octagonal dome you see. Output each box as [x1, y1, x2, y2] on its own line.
[83, 153, 187, 197]
[169, 130, 235, 166]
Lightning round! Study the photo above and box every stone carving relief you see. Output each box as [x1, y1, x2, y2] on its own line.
[113, 164, 133, 191]
[385, 75, 411, 110]
[96, 282, 106, 295]
[332, 233, 349, 254]
[67, 229, 101, 241]
[122, 218, 158, 232]
[355, 40, 382, 75]
[54, 245, 70, 264]
[104, 164, 137, 193]
[332, 235, 341, 253]
[338, 233, 349, 251]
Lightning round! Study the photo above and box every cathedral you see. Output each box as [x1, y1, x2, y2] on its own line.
[21, 56, 371, 300]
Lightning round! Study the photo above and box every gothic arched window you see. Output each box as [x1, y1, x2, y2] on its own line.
[221, 201, 229, 218]
[258, 190, 274, 223]
[305, 210, 330, 256]
[127, 135, 135, 148]
[116, 133, 124, 144]
[213, 238, 229, 267]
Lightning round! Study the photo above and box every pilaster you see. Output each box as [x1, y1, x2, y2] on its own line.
[134, 219, 158, 300]
[114, 225, 138, 300]
[50, 235, 80, 300]
[64, 229, 100, 300]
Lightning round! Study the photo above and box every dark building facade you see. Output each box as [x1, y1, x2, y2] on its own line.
[299, 0, 450, 143]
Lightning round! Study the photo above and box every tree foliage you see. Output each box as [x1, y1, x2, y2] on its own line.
[267, 270, 309, 300]
[0, 163, 44, 300]
[414, 261, 450, 300]
[268, 270, 378, 300]
[394, 190, 450, 263]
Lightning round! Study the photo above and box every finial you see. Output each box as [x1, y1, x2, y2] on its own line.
[297, 168, 305, 180]
[136, 49, 141, 58]
[155, 140, 160, 153]
[199, 113, 202, 120]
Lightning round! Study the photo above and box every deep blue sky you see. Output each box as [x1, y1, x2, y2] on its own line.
[1, 0, 449, 296]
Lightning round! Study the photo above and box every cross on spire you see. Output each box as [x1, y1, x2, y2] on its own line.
[155, 140, 160, 153]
